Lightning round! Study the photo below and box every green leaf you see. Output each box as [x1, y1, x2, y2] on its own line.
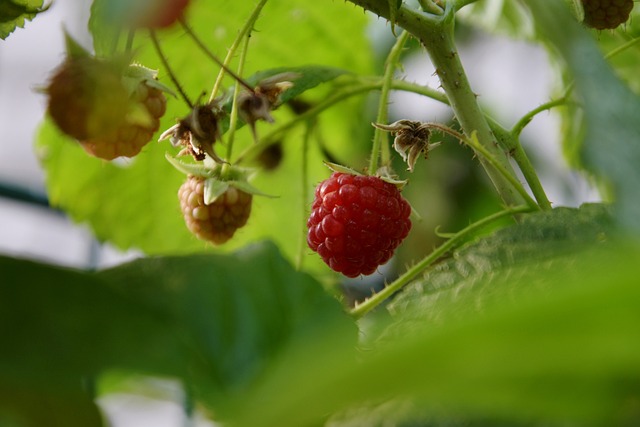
[524, 0, 640, 232]
[96, 241, 356, 400]
[384, 203, 613, 328]
[0, 0, 44, 40]
[0, 242, 355, 420]
[221, 206, 640, 427]
[40, 0, 373, 273]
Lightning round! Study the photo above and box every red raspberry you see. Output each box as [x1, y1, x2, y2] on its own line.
[307, 172, 412, 278]
[80, 82, 167, 160]
[581, 0, 634, 30]
[179, 176, 253, 244]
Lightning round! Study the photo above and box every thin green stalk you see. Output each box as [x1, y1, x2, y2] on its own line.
[511, 142, 552, 210]
[511, 98, 568, 138]
[209, 0, 270, 102]
[223, 33, 251, 173]
[149, 30, 193, 108]
[296, 121, 314, 270]
[350, 204, 535, 318]
[370, 30, 411, 173]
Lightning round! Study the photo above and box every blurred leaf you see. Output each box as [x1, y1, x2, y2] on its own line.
[457, 0, 534, 39]
[39, 0, 373, 274]
[97, 241, 356, 399]
[222, 205, 640, 427]
[0, 242, 355, 422]
[0, 0, 45, 40]
[0, 386, 104, 427]
[385, 203, 613, 328]
[524, 0, 640, 232]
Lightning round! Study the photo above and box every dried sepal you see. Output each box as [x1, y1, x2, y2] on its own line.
[238, 72, 299, 142]
[373, 120, 435, 172]
[159, 102, 226, 163]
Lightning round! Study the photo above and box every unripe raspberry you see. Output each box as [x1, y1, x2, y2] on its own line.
[80, 82, 167, 160]
[179, 176, 253, 244]
[307, 172, 412, 278]
[581, 0, 634, 30]
[47, 56, 130, 141]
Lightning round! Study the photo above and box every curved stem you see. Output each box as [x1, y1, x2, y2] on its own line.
[370, 30, 411, 173]
[179, 17, 254, 92]
[511, 98, 568, 138]
[149, 30, 193, 108]
[209, 0, 270, 102]
[223, 33, 251, 174]
[350, 204, 535, 318]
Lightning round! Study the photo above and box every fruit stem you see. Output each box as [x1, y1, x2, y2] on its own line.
[223, 32, 252, 174]
[208, 0, 270, 102]
[179, 17, 255, 93]
[149, 30, 193, 108]
[369, 30, 411, 174]
[350, 204, 535, 318]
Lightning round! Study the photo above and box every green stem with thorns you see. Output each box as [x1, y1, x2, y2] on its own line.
[350, 204, 535, 318]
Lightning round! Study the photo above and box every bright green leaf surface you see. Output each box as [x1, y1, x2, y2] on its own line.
[223, 205, 640, 426]
[0, 0, 44, 40]
[457, 0, 535, 39]
[38, 0, 373, 270]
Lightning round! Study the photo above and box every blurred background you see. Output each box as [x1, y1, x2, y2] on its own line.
[0, 0, 600, 425]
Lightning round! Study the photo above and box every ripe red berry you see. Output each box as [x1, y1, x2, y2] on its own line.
[179, 176, 253, 244]
[581, 0, 634, 30]
[79, 81, 167, 160]
[307, 172, 412, 278]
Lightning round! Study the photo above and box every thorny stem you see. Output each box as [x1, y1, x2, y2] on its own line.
[345, 0, 527, 209]
[350, 204, 535, 318]
[209, 0, 270, 102]
[370, 30, 411, 173]
[425, 123, 539, 210]
[149, 30, 193, 108]
[179, 17, 254, 92]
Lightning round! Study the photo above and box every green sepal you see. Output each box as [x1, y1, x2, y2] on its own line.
[63, 29, 91, 59]
[165, 153, 219, 178]
[323, 161, 364, 176]
[204, 179, 230, 205]
[228, 180, 278, 198]
[124, 64, 177, 97]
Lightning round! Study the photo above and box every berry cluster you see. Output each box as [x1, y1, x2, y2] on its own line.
[179, 176, 253, 244]
[307, 172, 412, 278]
[581, 0, 634, 29]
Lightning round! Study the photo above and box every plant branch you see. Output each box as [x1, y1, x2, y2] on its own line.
[149, 30, 193, 108]
[350, 204, 535, 318]
[370, 30, 411, 173]
[209, 0, 270, 101]
[344, 0, 528, 209]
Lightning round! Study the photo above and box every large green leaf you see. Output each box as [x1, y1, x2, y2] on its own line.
[0, 0, 44, 40]
[523, 1, 640, 232]
[0, 242, 355, 423]
[219, 205, 640, 426]
[37, 0, 373, 270]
